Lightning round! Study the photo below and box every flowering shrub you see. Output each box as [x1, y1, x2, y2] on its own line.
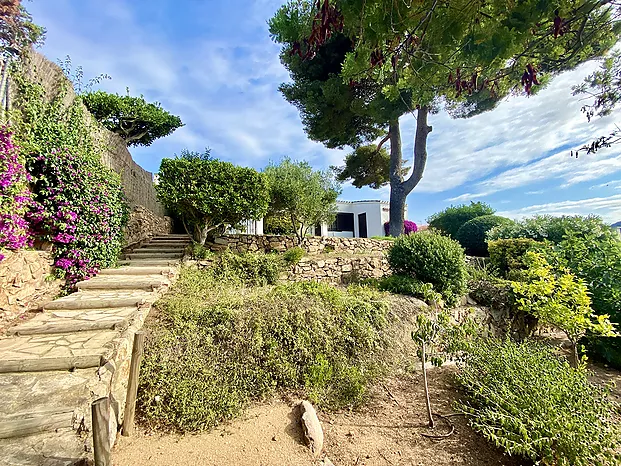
[0, 125, 32, 257]
[10, 67, 128, 285]
[384, 220, 417, 236]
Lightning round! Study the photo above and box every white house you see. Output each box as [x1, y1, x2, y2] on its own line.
[319, 200, 408, 238]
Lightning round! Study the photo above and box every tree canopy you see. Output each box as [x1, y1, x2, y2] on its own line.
[82, 91, 183, 147]
[270, 0, 620, 236]
[264, 157, 341, 241]
[156, 150, 270, 245]
[0, 0, 44, 59]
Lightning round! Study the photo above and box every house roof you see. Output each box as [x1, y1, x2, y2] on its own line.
[337, 200, 390, 205]
[612, 221, 621, 228]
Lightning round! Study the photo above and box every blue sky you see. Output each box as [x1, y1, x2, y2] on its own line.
[26, 0, 621, 225]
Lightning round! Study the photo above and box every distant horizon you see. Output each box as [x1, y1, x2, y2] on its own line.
[25, 0, 621, 225]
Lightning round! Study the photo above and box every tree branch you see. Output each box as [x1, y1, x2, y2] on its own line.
[377, 132, 391, 152]
[403, 106, 431, 193]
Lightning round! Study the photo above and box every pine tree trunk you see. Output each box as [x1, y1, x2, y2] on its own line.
[387, 107, 432, 237]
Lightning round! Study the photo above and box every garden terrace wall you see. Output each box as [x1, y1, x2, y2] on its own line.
[208, 234, 393, 255]
[0, 249, 60, 326]
[287, 255, 390, 284]
[123, 206, 173, 248]
[12, 51, 166, 217]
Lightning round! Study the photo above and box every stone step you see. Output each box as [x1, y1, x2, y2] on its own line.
[152, 235, 191, 240]
[44, 291, 154, 311]
[122, 252, 183, 260]
[77, 277, 169, 292]
[7, 307, 137, 336]
[99, 266, 176, 276]
[128, 247, 186, 254]
[140, 242, 187, 248]
[0, 427, 88, 464]
[0, 330, 117, 373]
[118, 259, 181, 267]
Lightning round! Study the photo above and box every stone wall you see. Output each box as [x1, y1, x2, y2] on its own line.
[287, 255, 391, 284]
[0, 250, 61, 327]
[208, 234, 393, 255]
[123, 206, 173, 248]
[13, 51, 166, 216]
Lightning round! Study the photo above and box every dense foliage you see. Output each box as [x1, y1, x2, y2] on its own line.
[10, 69, 127, 284]
[384, 220, 417, 236]
[455, 214, 513, 257]
[269, 0, 618, 236]
[82, 91, 183, 147]
[488, 215, 621, 366]
[0, 126, 31, 257]
[0, 0, 44, 60]
[263, 213, 296, 235]
[428, 202, 495, 240]
[138, 267, 389, 432]
[264, 158, 340, 242]
[387, 231, 467, 306]
[365, 274, 441, 305]
[211, 251, 283, 286]
[456, 338, 621, 466]
[488, 238, 539, 276]
[156, 150, 270, 245]
[282, 246, 305, 265]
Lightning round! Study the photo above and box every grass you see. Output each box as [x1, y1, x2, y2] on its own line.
[137, 266, 392, 432]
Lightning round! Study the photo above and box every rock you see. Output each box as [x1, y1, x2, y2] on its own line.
[323, 457, 335, 466]
[299, 400, 324, 457]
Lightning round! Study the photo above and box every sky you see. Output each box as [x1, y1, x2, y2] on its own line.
[25, 0, 621, 225]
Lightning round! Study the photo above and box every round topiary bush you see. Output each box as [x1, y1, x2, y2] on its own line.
[456, 215, 514, 257]
[427, 202, 495, 239]
[387, 231, 467, 306]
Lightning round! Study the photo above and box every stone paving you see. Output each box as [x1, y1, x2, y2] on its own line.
[0, 234, 189, 465]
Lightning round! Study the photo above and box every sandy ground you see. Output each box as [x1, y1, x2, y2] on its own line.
[113, 367, 523, 466]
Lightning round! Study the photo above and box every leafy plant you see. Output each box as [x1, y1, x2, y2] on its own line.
[455, 215, 514, 257]
[510, 251, 617, 366]
[366, 274, 441, 305]
[387, 231, 467, 307]
[138, 268, 389, 432]
[264, 158, 341, 242]
[264, 213, 296, 235]
[282, 246, 305, 265]
[428, 202, 495, 240]
[488, 238, 539, 276]
[212, 251, 283, 286]
[456, 338, 621, 466]
[156, 150, 270, 245]
[187, 242, 215, 260]
[0, 0, 45, 60]
[82, 90, 183, 147]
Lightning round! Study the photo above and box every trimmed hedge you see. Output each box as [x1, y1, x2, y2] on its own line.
[427, 202, 495, 239]
[456, 215, 514, 256]
[488, 238, 539, 276]
[387, 231, 467, 306]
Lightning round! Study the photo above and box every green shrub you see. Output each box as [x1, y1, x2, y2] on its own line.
[214, 251, 282, 286]
[456, 338, 621, 466]
[427, 202, 495, 239]
[366, 275, 442, 305]
[488, 238, 539, 276]
[187, 242, 215, 260]
[387, 231, 467, 306]
[264, 213, 295, 235]
[282, 246, 305, 265]
[138, 268, 389, 432]
[455, 215, 514, 256]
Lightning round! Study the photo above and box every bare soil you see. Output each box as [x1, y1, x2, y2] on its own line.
[113, 367, 522, 466]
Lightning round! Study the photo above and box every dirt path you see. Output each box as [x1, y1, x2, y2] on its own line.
[114, 367, 521, 466]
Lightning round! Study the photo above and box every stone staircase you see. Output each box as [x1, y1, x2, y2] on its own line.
[0, 234, 190, 466]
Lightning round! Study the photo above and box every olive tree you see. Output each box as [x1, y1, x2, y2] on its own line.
[156, 150, 270, 244]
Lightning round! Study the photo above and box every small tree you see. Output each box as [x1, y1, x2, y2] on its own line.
[156, 150, 269, 244]
[0, 0, 44, 60]
[82, 91, 183, 147]
[264, 158, 341, 242]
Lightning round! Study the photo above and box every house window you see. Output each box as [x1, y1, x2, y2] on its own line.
[329, 213, 355, 232]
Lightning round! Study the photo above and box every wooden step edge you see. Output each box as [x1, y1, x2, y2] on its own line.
[44, 297, 150, 311]
[0, 410, 75, 439]
[0, 354, 104, 374]
[7, 318, 126, 336]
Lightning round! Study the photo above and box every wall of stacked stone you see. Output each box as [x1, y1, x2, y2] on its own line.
[13, 51, 166, 216]
[0, 250, 61, 326]
[287, 255, 391, 284]
[123, 206, 173, 248]
[208, 234, 393, 255]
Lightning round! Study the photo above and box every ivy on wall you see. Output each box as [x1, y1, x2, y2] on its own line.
[7, 63, 128, 285]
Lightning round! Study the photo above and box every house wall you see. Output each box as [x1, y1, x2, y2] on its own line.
[329, 201, 408, 238]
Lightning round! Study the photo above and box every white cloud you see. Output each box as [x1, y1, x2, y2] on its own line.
[499, 195, 621, 223]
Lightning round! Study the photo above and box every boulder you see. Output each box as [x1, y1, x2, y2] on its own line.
[299, 400, 324, 457]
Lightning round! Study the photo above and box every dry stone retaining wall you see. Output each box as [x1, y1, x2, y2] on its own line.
[287, 255, 391, 284]
[123, 206, 173, 248]
[0, 250, 60, 325]
[208, 234, 393, 255]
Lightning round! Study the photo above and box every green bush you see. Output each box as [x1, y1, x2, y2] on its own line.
[264, 213, 295, 235]
[456, 338, 620, 466]
[427, 202, 495, 239]
[138, 268, 389, 432]
[365, 275, 442, 304]
[213, 251, 282, 286]
[282, 246, 305, 265]
[387, 231, 467, 306]
[455, 215, 514, 256]
[187, 242, 215, 260]
[488, 238, 539, 276]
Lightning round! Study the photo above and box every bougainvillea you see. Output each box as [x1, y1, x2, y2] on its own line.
[384, 220, 417, 237]
[10, 67, 128, 286]
[0, 125, 32, 256]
